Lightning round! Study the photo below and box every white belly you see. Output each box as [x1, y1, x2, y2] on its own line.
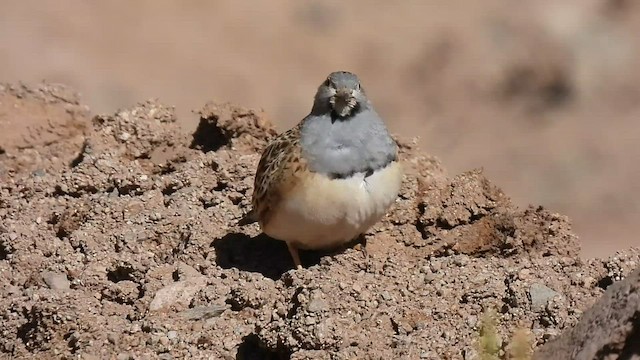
[263, 161, 403, 250]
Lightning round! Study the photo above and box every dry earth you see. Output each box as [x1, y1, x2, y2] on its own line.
[1, 83, 639, 359]
[3, 1, 640, 258]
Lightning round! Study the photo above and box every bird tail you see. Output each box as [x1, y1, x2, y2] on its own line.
[237, 209, 258, 226]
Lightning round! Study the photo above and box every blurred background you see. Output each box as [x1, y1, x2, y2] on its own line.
[1, 0, 639, 258]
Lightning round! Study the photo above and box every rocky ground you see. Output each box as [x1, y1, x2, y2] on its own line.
[5, 1, 640, 259]
[1, 83, 639, 359]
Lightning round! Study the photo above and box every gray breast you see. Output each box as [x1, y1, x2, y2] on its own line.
[300, 108, 397, 178]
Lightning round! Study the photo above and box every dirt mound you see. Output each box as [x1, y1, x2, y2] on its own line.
[1, 83, 639, 359]
[0, 82, 89, 181]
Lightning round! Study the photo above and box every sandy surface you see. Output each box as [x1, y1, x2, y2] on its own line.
[1, 83, 639, 359]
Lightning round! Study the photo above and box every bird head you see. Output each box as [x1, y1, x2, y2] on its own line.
[314, 71, 368, 119]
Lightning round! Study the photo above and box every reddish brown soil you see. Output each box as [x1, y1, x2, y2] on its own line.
[1, 83, 639, 359]
[3, 1, 640, 259]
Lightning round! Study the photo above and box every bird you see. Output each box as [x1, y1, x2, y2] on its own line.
[239, 71, 403, 268]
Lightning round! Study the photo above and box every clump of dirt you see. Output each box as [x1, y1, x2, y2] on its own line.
[1, 83, 639, 359]
[415, 169, 580, 259]
[191, 101, 278, 154]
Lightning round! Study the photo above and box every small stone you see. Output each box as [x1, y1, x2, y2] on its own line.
[430, 262, 442, 272]
[158, 335, 170, 346]
[167, 330, 178, 340]
[42, 271, 70, 291]
[116, 353, 133, 360]
[453, 256, 468, 266]
[529, 283, 560, 310]
[463, 347, 479, 360]
[380, 291, 392, 301]
[465, 315, 478, 328]
[129, 324, 141, 334]
[222, 338, 235, 351]
[421, 351, 438, 359]
[424, 272, 437, 283]
[119, 132, 131, 141]
[308, 294, 329, 313]
[543, 328, 560, 340]
[582, 276, 596, 288]
[180, 305, 227, 320]
[150, 275, 207, 311]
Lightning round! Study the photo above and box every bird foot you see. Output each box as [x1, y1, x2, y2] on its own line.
[286, 242, 303, 269]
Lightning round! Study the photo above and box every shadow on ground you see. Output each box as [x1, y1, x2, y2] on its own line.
[236, 334, 290, 360]
[213, 232, 329, 279]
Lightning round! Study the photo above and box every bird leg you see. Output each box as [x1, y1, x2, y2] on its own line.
[286, 242, 303, 269]
[352, 234, 367, 251]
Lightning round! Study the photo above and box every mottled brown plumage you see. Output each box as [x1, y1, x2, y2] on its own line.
[252, 124, 308, 228]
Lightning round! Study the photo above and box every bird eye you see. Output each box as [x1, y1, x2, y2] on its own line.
[356, 83, 361, 90]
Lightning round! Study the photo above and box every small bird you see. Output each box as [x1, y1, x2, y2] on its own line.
[240, 71, 403, 268]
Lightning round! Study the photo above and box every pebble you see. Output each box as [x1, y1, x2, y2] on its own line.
[180, 305, 227, 320]
[453, 256, 468, 266]
[423, 272, 437, 283]
[116, 353, 133, 360]
[158, 335, 170, 346]
[129, 324, 141, 334]
[107, 333, 119, 345]
[41, 271, 70, 291]
[529, 283, 560, 310]
[430, 262, 442, 272]
[582, 276, 595, 288]
[308, 294, 329, 313]
[149, 275, 207, 311]
[465, 315, 478, 328]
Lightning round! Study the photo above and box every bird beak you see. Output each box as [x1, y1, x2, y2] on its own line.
[335, 88, 352, 100]
[332, 88, 356, 117]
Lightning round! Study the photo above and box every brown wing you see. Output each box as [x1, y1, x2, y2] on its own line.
[252, 125, 308, 227]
